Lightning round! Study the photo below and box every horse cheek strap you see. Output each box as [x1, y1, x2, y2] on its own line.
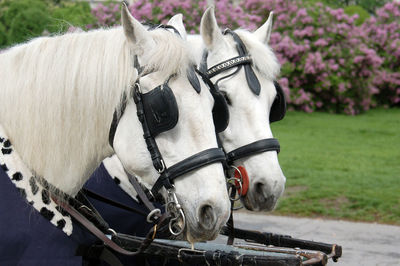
[187, 68, 201, 94]
[244, 65, 261, 96]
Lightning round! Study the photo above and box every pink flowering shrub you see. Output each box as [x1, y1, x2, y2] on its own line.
[242, 0, 386, 114]
[90, 2, 121, 28]
[90, 0, 399, 114]
[360, 1, 400, 107]
[129, 0, 257, 34]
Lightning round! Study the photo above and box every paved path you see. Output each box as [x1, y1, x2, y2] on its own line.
[214, 211, 400, 266]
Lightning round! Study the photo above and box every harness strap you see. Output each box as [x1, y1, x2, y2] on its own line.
[226, 138, 280, 165]
[74, 191, 110, 233]
[126, 172, 161, 220]
[53, 195, 170, 256]
[226, 188, 236, 245]
[108, 92, 128, 148]
[82, 188, 148, 216]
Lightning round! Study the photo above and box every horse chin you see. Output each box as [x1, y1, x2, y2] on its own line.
[185, 226, 219, 243]
[241, 194, 277, 212]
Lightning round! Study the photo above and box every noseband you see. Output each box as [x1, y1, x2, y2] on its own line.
[200, 29, 286, 190]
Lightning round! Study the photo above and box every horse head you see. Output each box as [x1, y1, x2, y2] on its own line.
[197, 7, 286, 211]
[111, 5, 230, 242]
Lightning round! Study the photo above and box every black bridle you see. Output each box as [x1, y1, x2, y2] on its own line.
[108, 56, 227, 235]
[200, 29, 284, 170]
[108, 24, 227, 204]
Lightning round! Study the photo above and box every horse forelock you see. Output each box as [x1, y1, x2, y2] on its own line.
[234, 30, 280, 81]
[140, 29, 193, 81]
[0, 27, 135, 195]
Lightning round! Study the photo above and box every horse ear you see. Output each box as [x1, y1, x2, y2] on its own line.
[121, 3, 155, 50]
[200, 6, 225, 50]
[254, 11, 274, 44]
[167, 14, 187, 40]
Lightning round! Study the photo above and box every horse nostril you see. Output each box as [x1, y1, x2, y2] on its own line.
[253, 181, 276, 210]
[255, 182, 265, 195]
[198, 204, 216, 230]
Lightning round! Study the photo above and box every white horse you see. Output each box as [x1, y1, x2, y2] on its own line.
[0, 5, 230, 243]
[191, 7, 286, 211]
[103, 7, 286, 212]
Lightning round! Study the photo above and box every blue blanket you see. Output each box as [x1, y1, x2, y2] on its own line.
[0, 163, 161, 265]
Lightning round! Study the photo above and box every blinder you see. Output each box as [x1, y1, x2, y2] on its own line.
[211, 89, 230, 133]
[141, 83, 179, 137]
[270, 81, 286, 123]
[194, 68, 230, 133]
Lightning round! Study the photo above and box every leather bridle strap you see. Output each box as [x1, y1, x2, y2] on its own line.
[82, 188, 148, 217]
[151, 147, 226, 195]
[53, 195, 169, 256]
[126, 172, 160, 215]
[223, 29, 261, 95]
[226, 138, 280, 165]
[53, 196, 140, 255]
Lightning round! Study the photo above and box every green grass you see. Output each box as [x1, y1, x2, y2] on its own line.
[270, 108, 400, 225]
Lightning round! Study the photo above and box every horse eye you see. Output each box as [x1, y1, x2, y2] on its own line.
[220, 91, 231, 105]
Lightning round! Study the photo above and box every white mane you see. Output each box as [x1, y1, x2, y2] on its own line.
[235, 30, 280, 81]
[0, 26, 192, 195]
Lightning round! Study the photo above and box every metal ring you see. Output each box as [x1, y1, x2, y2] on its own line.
[227, 183, 241, 201]
[168, 208, 186, 236]
[157, 159, 166, 174]
[134, 82, 142, 93]
[228, 165, 245, 196]
[107, 228, 117, 236]
[230, 165, 243, 182]
[78, 205, 91, 212]
[169, 219, 184, 236]
[146, 208, 161, 223]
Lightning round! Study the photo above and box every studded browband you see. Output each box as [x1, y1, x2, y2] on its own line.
[206, 55, 252, 78]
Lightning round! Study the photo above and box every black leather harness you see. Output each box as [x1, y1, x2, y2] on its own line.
[200, 29, 286, 166]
